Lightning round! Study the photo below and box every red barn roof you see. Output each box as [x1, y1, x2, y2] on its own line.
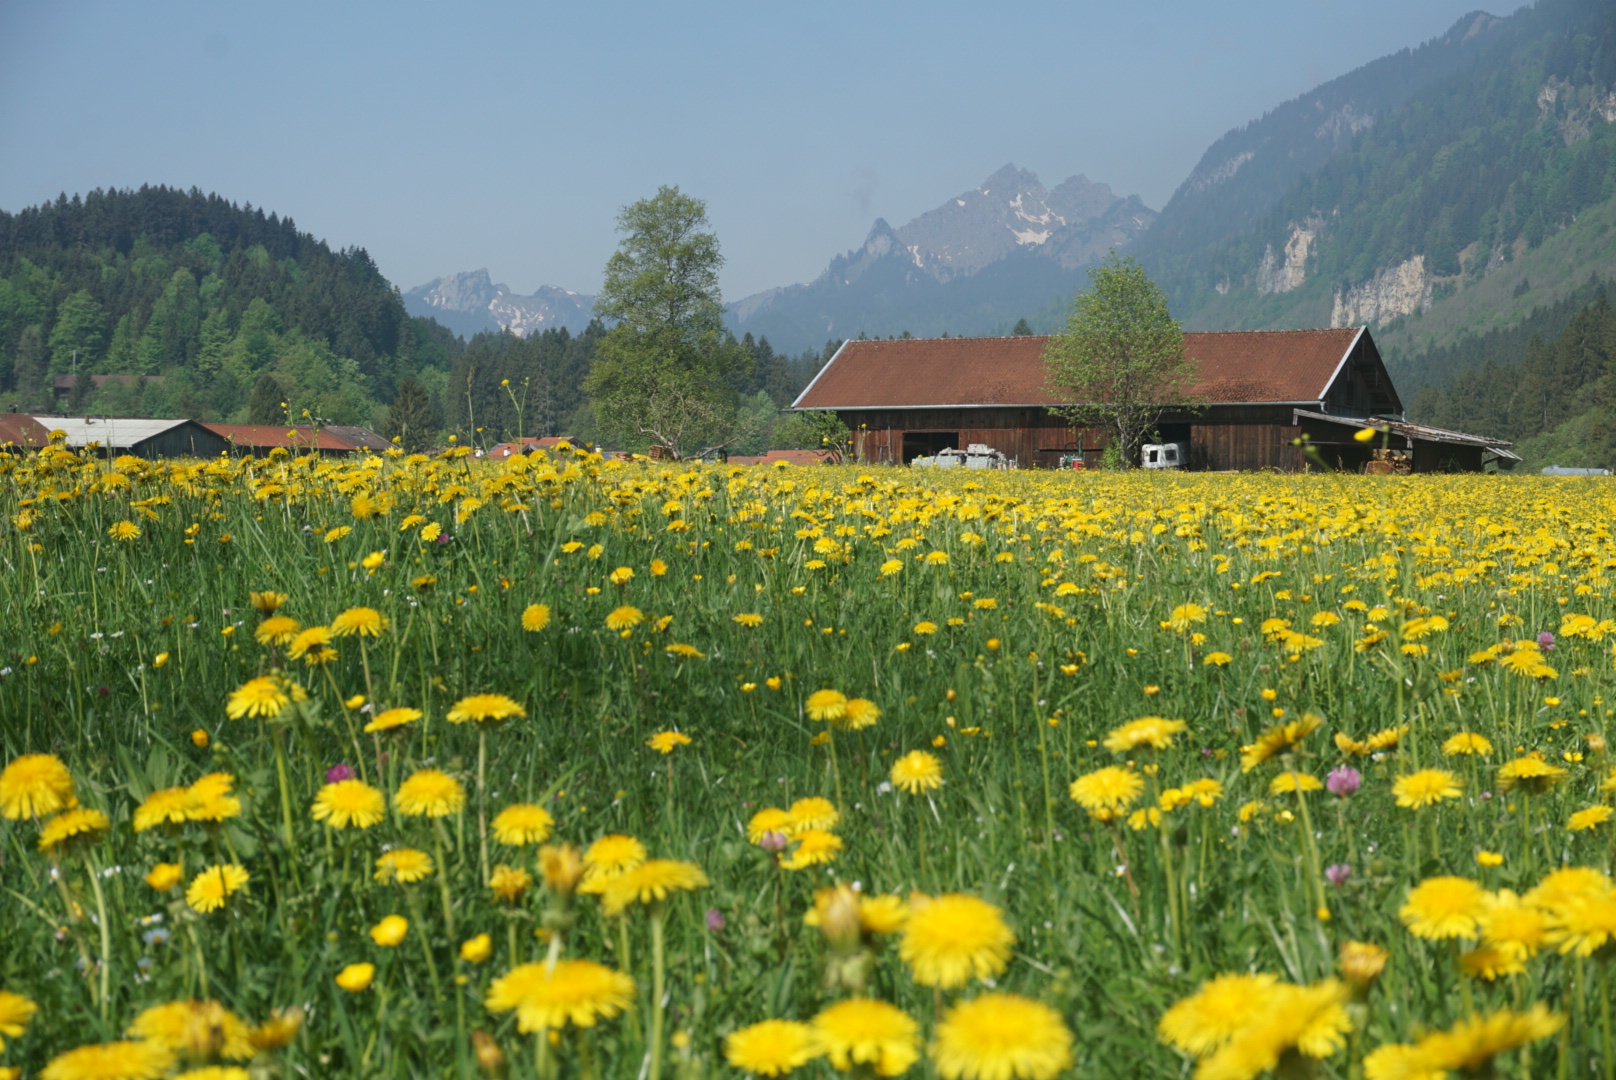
[204, 424, 355, 452]
[0, 413, 51, 449]
[792, 328, 1370, 410]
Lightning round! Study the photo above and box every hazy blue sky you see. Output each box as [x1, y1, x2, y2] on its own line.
[2, 1, 1500, 300]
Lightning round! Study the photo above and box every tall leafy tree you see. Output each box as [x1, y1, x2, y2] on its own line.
[584, 186, 743, 457]
[1042, 251, 1199, 466]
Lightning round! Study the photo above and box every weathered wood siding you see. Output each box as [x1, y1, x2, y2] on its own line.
[838, 406, 1313, 471]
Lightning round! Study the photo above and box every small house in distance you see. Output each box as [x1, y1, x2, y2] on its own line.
[789, 328, 1514, 472]
[26, 416, 229, 458]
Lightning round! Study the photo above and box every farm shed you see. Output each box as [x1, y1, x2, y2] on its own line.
[29, 416, 228, 458]
[789, 328, 1511, 472]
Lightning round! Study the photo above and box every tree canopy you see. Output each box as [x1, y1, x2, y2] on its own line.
[1042, 251, 1198, 466]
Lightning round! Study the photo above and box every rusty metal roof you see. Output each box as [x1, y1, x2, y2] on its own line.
[0, 414, 50, 448]
[791, 328, 1365, 409]
[1292, 410, 1514, 450]
[204, 424, 355, 451]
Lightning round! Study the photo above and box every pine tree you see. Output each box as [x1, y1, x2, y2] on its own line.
[12, 325, 47, 410]
[246, 373, 285, 424]
[383, 377, 437, 450]
[1012, 318, 1034, 336]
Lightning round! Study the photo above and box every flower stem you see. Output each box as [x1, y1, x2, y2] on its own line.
[648, 901, 668, 1080]
[85, 856, 112, 1024]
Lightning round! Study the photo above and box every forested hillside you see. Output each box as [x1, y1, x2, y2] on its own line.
[1151, 0, 1616, 355]
[0, 186, 463, 427]
[1414, 289, 1616, 468]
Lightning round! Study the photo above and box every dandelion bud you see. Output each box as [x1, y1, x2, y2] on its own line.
[1339, 940, 1388, 987]
[818, 885, 863, 954]
[539, 843, 584, 895]
[471, 1030, 507, 1077]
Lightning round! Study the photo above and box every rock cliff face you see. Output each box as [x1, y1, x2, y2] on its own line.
[403, 270, 595, 339]
[1331, 256, 1433, 327]
[1255, 222, 1319, 295]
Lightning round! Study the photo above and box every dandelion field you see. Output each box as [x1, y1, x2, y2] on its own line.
[2, 444, 1616, 1080]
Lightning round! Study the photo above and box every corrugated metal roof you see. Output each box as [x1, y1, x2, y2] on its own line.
[1292, 410, 1514, 449]
[30, 416, 193, 448]
[791, 328, 1363, 410]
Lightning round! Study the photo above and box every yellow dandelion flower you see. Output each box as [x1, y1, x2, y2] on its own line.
[334, 964, 374, 992]
[578, 834, 646, 894]
[363, 706, 422, 733]
[1364, 1005, 1563, 1080]
[747, 807, 791, 844]
[0, 753, 76, 820]
[38, 1040, 175, 1080]
[128, 999, 253, 1062]
[373, 848, 434, 884]
[310, 779, 386, 830]
[145, 863, 184, 891]
[186, 864, 250, 913]
[891, 751, 944, 795]
[485, 959, 635, 1032]
[781, 829, 843, 870]
[0, 990, 37, 1052]
[733, 613, 764, 628]
[899, 893, 1015, 989]
[224, 676, 289, 720]
[600, 859, 708, 916]
[786, 796, 840, 834]
[1497, 753, 1568, 794]
[521, 604, 551, 632]
[253, 615, 300, 646]
[329, 607, 386, 638]
[1103, 716, 1187, 753]
[395, 769, 466, 817]
[1068, 766, 1143, 820]
[1240, 713, 1323, 771]
[1392, 769, 1463, 809]
[492, 803, 555, 845]
[445, 693, 525, 725]
[605, 605, 643, 631]
[1400, 876, 1485, 940]
[838, 698, 882, 731]
[930, 993, 1072, 1080]
[805, 689, 849, 722]
[725, 1019, 820, 1077]
[647, 731, 692, 754]
[38, 808, 110, 854]
[812, 998, 920, 1077]
[133, 786, 194, 832]
[249, 591, 287, 615]
[1569, 805, 1613, 832]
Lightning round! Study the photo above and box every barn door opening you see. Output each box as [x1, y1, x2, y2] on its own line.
[902, 431, 958, 464]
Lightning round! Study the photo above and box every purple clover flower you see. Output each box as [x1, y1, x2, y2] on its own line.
[1325, 864, 1352, 887]
[326, 764, 356, 783]
[1326, 765, 1362, 798]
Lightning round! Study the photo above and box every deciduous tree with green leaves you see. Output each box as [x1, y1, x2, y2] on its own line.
[1042, 251, 1199, 467]
[584, 186, 744, 458]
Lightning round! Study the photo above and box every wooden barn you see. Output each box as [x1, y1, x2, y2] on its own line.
[28, 416, 229, 459]
[789, 327, 1515, 472]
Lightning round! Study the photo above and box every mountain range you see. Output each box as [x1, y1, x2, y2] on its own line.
[406, 0, 1615, 409]
[402, 269, 596, 340]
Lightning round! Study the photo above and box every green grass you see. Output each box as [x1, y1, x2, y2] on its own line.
[1, 451, 1613, 1079]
